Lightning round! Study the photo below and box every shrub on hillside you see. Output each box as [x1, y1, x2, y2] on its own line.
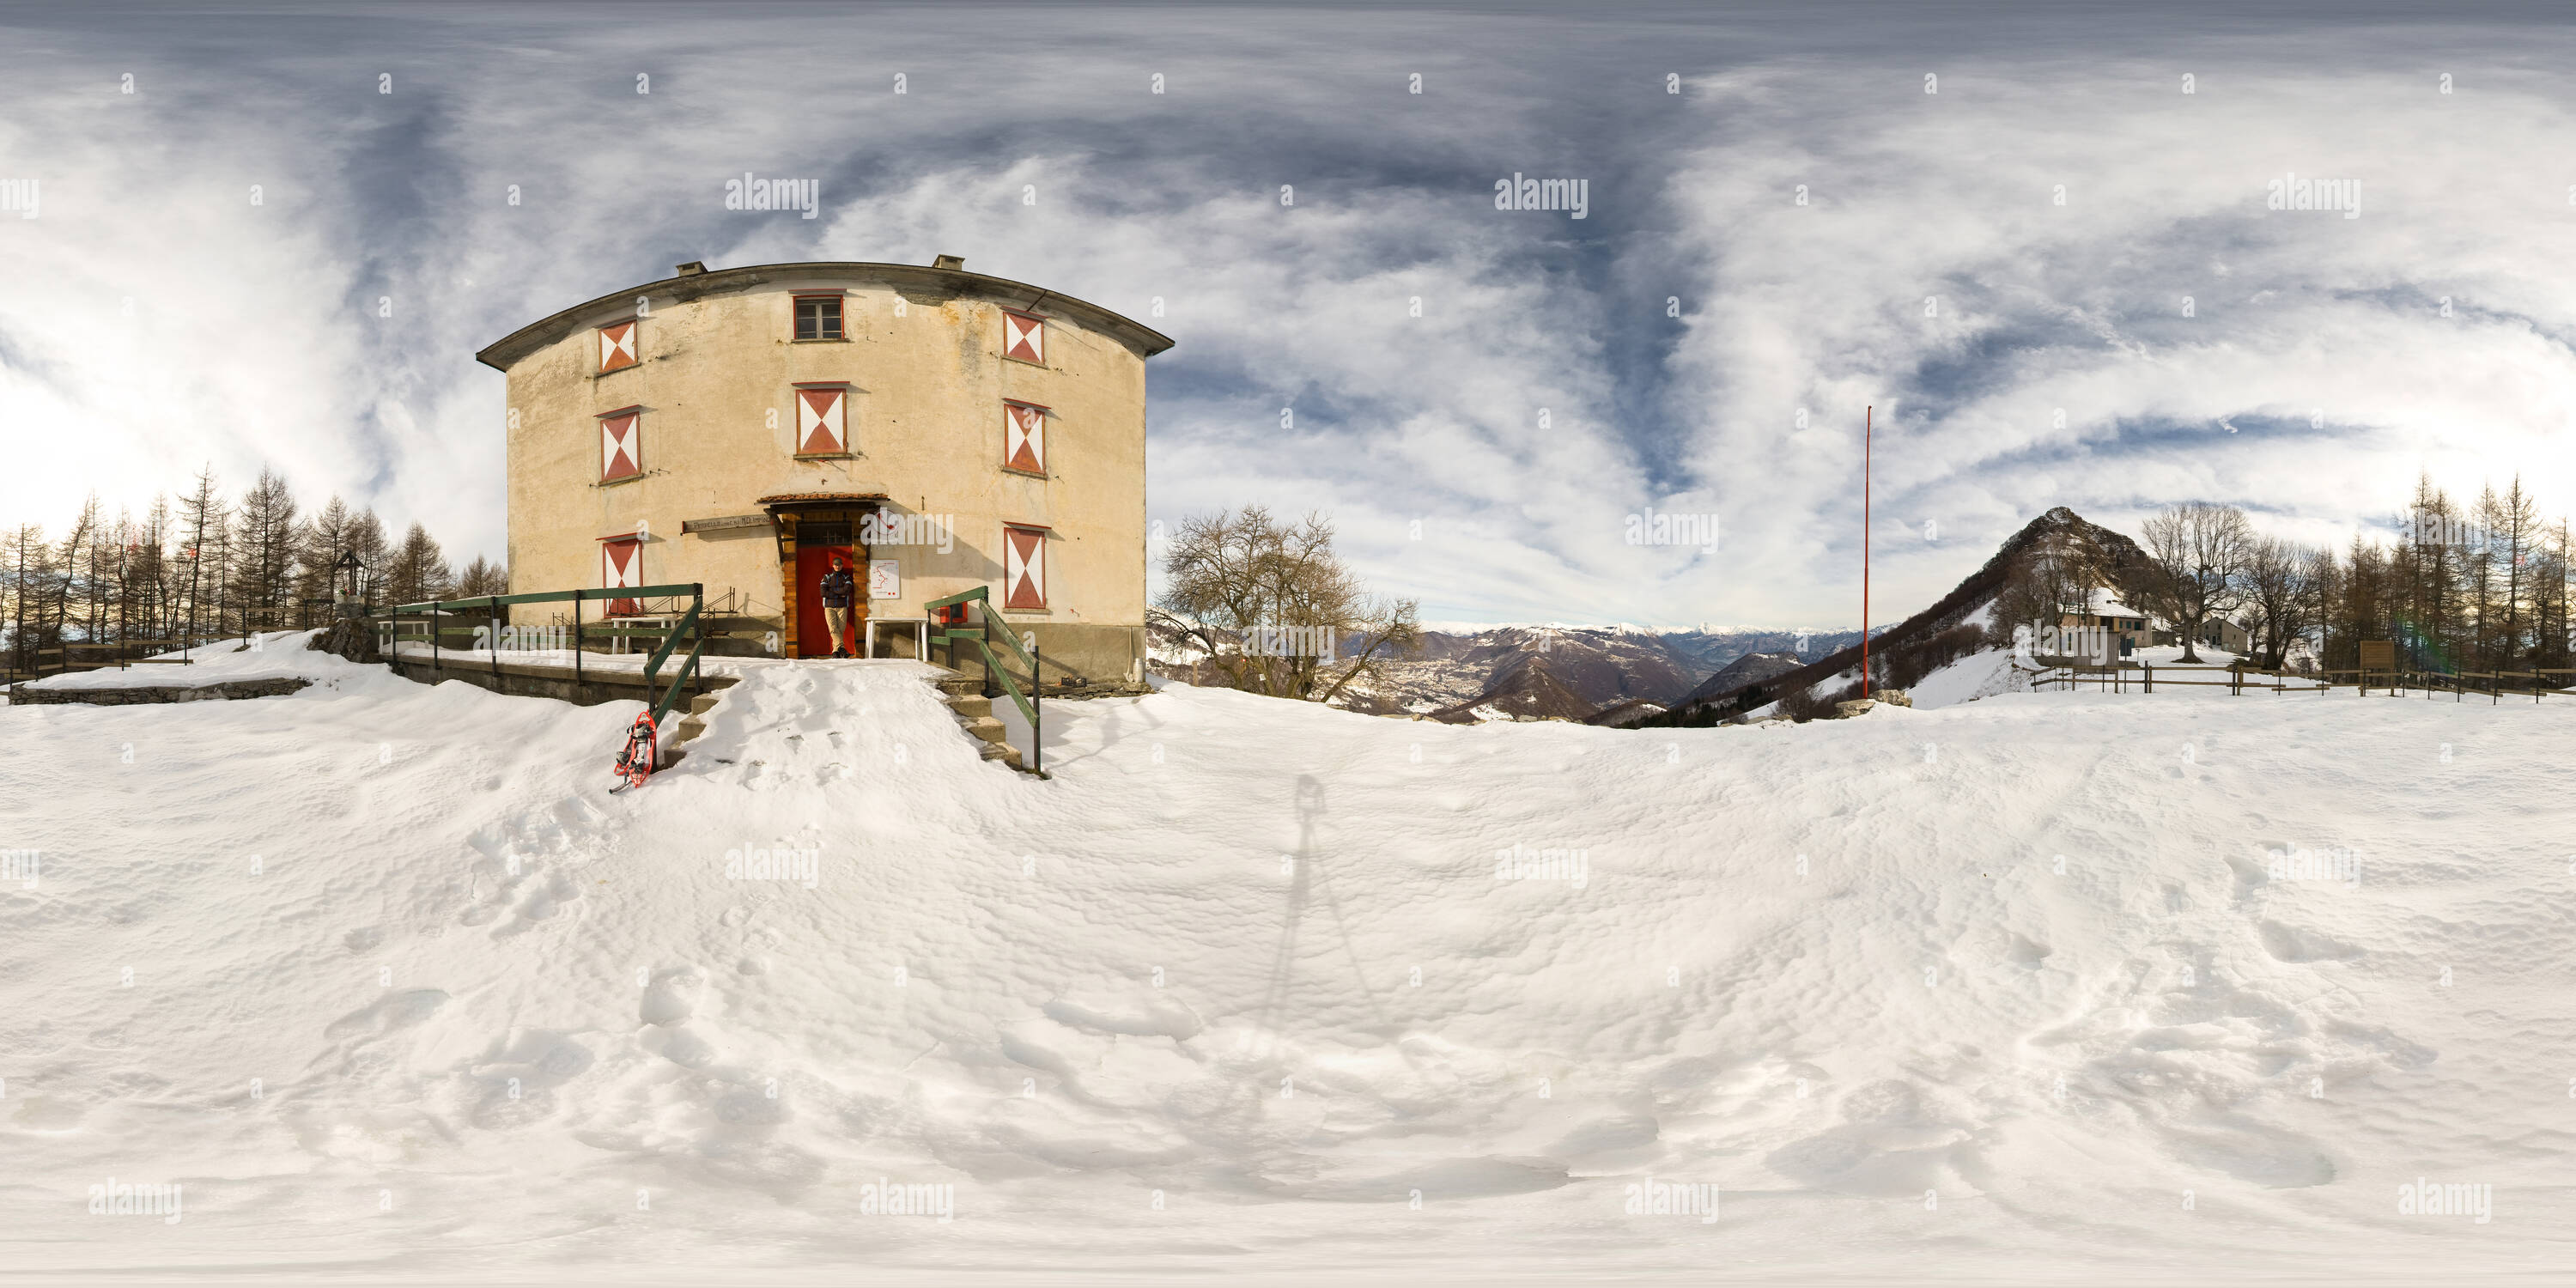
[1873, 623, 1990, 692]
[1777, 681, 1857, 723]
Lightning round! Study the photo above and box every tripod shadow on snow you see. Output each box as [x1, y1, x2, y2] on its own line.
[1249, 775, 1421, 1071]
[1206, 771, 1541, 1202]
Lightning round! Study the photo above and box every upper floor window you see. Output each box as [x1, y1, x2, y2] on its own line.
[1002, 400, 1047, 475]
[1002, 309, 1046, 365]
[795, 295, 844, 340]
[794, 383, 849, 456]
[598, 406, 643, 483]
[598, 321, 639, 374]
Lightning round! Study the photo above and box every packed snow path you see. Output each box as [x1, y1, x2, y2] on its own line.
[3, 652, 2573, 1282]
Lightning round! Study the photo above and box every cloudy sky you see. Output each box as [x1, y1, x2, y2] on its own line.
[3, 0, 2573, 629]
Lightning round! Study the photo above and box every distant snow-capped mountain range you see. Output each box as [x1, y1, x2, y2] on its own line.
[1326, 624, 1863, 723]
[1153, 507, 2201, 726]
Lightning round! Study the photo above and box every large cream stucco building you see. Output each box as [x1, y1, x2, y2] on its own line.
[476, 257, 1173, 682]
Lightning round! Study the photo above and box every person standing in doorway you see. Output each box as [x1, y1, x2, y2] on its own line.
[820, 554, 858, 659]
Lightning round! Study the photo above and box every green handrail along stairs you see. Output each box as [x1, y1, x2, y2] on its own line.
[384, 582, 707, 763]
[923, 585, 1042, 772]
[377, 582, 1046, 773]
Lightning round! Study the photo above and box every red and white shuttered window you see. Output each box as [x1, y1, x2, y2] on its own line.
[1002, 400, 1046, 474]
[793, 384, 849, 456]
[598, 321, 640, 374]
[1001, 309, 1046, 365]
[1001, 524, 1048, 610]
[598, 407, 643, 483]
[601, 533, 643, 617]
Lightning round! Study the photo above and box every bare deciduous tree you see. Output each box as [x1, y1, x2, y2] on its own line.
[1149, 506, 1419, 703]
[454, 555, 508, 598]
[384, 522, 453, 608]
[228, 467, 299, 635]
[2240, 534, 2323, 671]
[3, 522, 52, 674]
[294, 495, 354, 626]
[2137, 501, 2252, 663]
[175, 466, 222, 647]
[344, 508, 389, 607]
[54, 495, 99, 657]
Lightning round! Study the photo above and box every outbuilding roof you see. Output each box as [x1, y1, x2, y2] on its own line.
[2083, 587, 2148, 619]
[475, 261, 1176, 372]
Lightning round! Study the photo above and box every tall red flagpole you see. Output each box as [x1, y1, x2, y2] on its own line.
[1862, 405, 1872, 699]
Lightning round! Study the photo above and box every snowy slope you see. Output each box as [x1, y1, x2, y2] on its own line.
[3, 661, 2574, 1283]
[1907, 647, 2032, 709]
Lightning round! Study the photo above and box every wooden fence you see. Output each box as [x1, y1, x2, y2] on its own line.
[1, 641, 193, 686]
[2032, 658, 2576, 702]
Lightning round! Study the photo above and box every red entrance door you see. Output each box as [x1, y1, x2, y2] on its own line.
[793, 545, 858, 657]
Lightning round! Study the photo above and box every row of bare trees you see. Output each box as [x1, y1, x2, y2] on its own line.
[2007, 476, 2573, 674]
[3, 466, 502, 672]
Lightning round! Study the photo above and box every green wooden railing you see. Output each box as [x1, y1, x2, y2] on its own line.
[924, 585, 1041, 772]
[380, 582, 707, 753]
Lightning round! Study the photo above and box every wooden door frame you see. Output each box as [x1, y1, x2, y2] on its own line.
[766, 501, 878, 659]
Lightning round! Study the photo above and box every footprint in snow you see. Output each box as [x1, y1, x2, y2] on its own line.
[325, 988, 450, 1039]
[640, 969, 699, 1026]
[648, 1025, 719, 1069]
[551, 795, 605, 827]
[2257, 919, 2360, 963]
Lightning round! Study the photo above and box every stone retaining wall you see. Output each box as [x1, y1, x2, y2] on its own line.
[9, 677, 313, 706]
[384, 653, 735, 708]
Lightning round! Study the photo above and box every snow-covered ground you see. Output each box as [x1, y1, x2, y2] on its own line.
[1905, 647, 2031, 709]
[9, 630, 372, 692]
[3, 648, 2573, 1283]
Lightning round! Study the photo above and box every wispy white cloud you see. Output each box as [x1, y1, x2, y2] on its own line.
[4, 7, 2573, 629]
[1652, 52, 2576, 623]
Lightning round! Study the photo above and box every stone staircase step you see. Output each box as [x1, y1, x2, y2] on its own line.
[665, 684, 731, 749]
[918, 665, 1036, 775]
[927, 665, 984, 696]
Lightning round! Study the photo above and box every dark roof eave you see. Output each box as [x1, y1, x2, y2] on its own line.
[756, 491, 890, 505]
[474, 262, 1176, 372]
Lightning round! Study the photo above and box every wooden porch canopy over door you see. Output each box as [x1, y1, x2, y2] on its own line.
[759, 492, 889, 659]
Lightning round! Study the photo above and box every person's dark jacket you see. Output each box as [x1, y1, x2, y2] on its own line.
[820, 568, 857, 608]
